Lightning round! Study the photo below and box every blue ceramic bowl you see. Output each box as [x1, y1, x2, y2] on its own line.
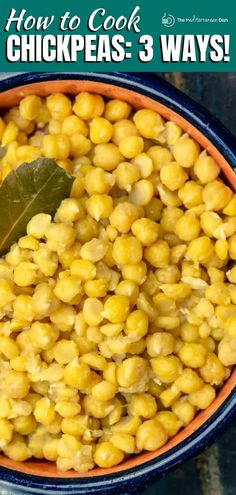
[0, 72, 235, 495]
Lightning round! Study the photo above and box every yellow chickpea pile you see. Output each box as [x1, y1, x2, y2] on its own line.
[0, 92, 235, 472]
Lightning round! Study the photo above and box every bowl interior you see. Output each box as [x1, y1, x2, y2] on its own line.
[0, 79, 235, 478]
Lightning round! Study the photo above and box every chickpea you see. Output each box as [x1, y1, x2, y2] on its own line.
[194, 155, 220, 184]
[174, 213, 201, 241]
[114, 162, 140, 191]
[0, 91, 235, 474]
[178, 181, 203, 208]
[133, 109, 164, 139]
[94, 441, 124, 468]
[119, 136, 144, 159]
[136, 419, 168, 451]
[112, 119, 139, 146]
[147, 145, 173, 170]
[202, 180, 233, 211]
[104, 99, 131, 122]
[144, 240, 170, 268]
[93, 143, 124, 171]
[160, 162, 188, 191]
[73, 92, 104, 119]
[173, 136, 200, 168]
[90, 117, 113, 144]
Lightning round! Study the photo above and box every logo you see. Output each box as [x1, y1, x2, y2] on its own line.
[162, 13, 175, 27]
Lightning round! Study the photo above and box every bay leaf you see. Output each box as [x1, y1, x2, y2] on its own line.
[0, 158, 74, 255]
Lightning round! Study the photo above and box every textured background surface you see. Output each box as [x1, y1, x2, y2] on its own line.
[145, 72, 236, 495]
[0, 72, 235, 495]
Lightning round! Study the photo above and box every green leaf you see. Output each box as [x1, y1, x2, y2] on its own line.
[0, 158, 75, 255]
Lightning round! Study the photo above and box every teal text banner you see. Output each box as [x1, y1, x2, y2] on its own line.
[0, 0, 234, 71]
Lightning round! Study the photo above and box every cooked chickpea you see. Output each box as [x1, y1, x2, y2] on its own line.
[174, 213, 201, 241]
[115, 280, 139, 305]
[158, 184, 182, 207]
[180, 322, 199, 343]
[85, 167, 115, 195]
[188, 384, 216, 410]
[104, 99, 131, 121]
[200, 352, 225, 386]
[129, 179, 154, 206]
[128, 393, 157, 419]
[83, 298, 103, 326]
[186, 236, 214, 263]
[55, 198, 84, 224]
[70, 133, 91, 158]
[159, 387, 180, 408]
[4, 370, 30, 399]
[93, 143, 123, 171]
[125, 309, 149, 338]
[194, 155, 220, 184]
[70, 259, 96, 281]
[131, 153, 153, 178]
[111, 432, 135, 454]
[94, 441, 124, 468]
[114, 162, 140, 191]
[102, 295, 130, 323]
[178, 343, 207, 368]
[19, 95, 42, 120]
[117, 356, 147, 388]
[173, 136, 200, 168]
[223, 195, 236, 216]
[155, 411, 181, 437]
[64, 359, 91, 390]
[133, 109, 164, 139]
[61, 114, 88, 136]
[224, 314, 236, 338]
[91, 380, 116, 401]
[14, 261, 38, 287]
[160, 206, 183, 233]
[202, 180, 233, 211]
[113, 236, 143, 265]
[147, 332, 175, 357]
[144, 240, 170, 268]
[121, 262, 147, 285]
[90, 117, 113, 144]
[112, 119, 139, 146]
[109, 202, 140, 233]
[178, 180, 203, 208]
[151, 355, 183, 383]
[229, 234, 236, 259]
[131, 218, 159, 246]
[163, 121, 182, 145]
[43, 134, 70, 160]
[160, 162, 188, 191]
[218, 336, 236, 366]
[200, 211, 222, 237]
[175, 368, 203, 393]
[119, 136, 144, 159]
[73, 93, 104, 119]
[53, 340, 78, 365]
[0, 91, 235, 474]
[136, 419, 168, 451]
[80, 238, 107, 263]
[147, 145, 173, 170]
[86, 194, 113, 221]
[156, 265, 180, 284]
[206, 282, 230, 305]
[172, 399, 195, 425]
[46, 94, 72, 120]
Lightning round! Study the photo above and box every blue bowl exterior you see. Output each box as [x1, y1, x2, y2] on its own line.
[0, 72, 235, 495]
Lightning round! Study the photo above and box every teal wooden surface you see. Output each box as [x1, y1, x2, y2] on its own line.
[145, 72, 236, 495]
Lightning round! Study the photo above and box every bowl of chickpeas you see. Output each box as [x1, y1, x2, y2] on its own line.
[0, 71, 235, 495]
